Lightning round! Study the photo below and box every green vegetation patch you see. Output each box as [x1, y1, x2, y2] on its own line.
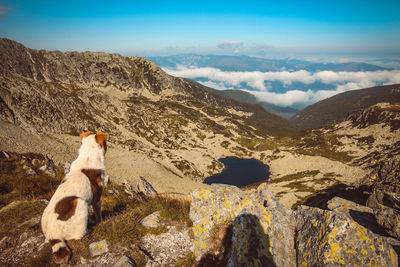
[269, 170, 320, 184]
[294, 147, 353, 163]
[237, 137, 279, 151]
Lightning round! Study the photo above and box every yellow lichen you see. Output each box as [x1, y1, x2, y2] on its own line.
[361, 248, 367, 255]
[390, 246, 397, 266]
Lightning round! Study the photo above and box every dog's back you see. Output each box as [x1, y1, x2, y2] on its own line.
[41, 131, 107, 263]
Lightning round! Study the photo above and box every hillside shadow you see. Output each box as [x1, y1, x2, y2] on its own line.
[203, 157, 270, 188]
[348, 210, 392, 238]
[198, 214, 276, 267]
[302, 183, 372, 209]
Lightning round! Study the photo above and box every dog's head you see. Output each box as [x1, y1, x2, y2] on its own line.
[79, 131, 108, 155]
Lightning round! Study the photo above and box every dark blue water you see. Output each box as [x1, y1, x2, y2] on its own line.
[203, 157, 270, 187]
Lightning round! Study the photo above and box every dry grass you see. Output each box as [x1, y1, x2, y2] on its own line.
[0, 152, 193, 266]
[176, 252, 196, 267]
[0, 152, 64, 207]
[0, 200, 47, 236]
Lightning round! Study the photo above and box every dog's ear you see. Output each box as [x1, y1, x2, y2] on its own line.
[80, 131, 92, 141]
[95, 132, 107, 153]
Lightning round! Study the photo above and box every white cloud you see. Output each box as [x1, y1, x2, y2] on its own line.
[164, 66, 400, 107]
[165, 66, 400, 91]
[198, 80, 229, 90]
[0, 6, 10, 19]
[249, 90, 312, 107]
[217, 40, 243, 53]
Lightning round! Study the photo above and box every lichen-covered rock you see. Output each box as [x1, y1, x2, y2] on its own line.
[190, 184, 244, 259]
[367, 189, 400, 240]
[327, 197, 373, 213]
[89, 240, 109, 258]
[190, 183, 296, 266]
[296, 205, 398, 267]
[122, 177, 158, 200]
[113, 255, 137, 267]
[229, 183, 295, 267]
[228, 214, 275, 267]
[141, 211, 161, 228]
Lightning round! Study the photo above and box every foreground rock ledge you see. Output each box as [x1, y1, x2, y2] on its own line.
[190, 183, 296, 266]
[190, 183, 399, 266]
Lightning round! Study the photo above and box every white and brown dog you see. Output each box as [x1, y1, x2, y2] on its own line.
[41, 131, 107, 264]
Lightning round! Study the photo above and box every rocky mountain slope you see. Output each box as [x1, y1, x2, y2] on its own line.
[290, 83, 400, 128]
[0, 38, 296, 193]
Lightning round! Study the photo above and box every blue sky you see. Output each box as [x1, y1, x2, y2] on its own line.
[0, 0, 399, 58]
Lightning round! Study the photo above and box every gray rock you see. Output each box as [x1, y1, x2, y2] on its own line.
[141, 211, 161, 228]
[367, 189, 400, 239]
[295, 205, 398, 267]
[89, 240, 109, 258]
[123, 177, 158, 200]
[142, 226, 193, 267]
[190, 183, 296, 266]
[328, 196, 373, 213]
[23, 166, 36, 175]
[39, 165, 47, 172]
[113, 255, 137, 267]
[228, 183, 296, 267]
[64, 162, 71, 174]
[190, 184, 244, 260]
[135, 176, 157, 196]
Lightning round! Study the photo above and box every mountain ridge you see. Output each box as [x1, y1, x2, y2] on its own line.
[290, 83, 400, 128]
[0, 38, 296, 137]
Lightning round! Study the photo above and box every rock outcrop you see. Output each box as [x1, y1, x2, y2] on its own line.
[296, 203, 398, 267]
[122, 177, 158, 200]
[190, 184, 399, 267]
[367, 189, 400, 240]
[190, 183, 296, 266]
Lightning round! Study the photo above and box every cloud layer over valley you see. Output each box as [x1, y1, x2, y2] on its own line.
[164, 66, 400, 107]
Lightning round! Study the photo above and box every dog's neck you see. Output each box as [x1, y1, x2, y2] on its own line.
[69, 139, 105, 173]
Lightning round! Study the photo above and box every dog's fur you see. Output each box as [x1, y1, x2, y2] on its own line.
[41, 131, 107, 264]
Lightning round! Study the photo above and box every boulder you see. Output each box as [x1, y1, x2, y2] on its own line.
[190, 184, 245, 260]
[141, 211, 161, 228]
[123, 177, 158, 200]
[135, 176, 158, 196]
[367, 189, 400, 240]
[228, 213, 276, 267]
[296, 205, 398, 266]
[327, 197, 373, 213]
[190, 183, 296, 266]
[89, 240, 109, 258]
[113, 255, 137, 267]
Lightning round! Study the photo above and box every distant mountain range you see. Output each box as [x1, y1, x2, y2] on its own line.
[290, 84, 400, 128]
[148, 54, 390, 72]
